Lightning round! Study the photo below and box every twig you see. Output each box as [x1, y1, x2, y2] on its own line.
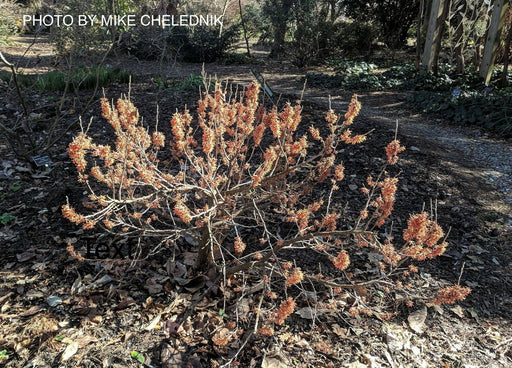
[41, 43, 114, 154]
[219, 330, 254, 368]
[226, 229, 373, 276]
[253, 285, 266, 334]
[0, 292, 13, 304]
[304, 274, 391, 290]
[0, 50, 28, 117]
[457, 261, 466, 286]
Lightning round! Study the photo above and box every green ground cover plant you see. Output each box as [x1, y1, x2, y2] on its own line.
[307, 61, 512, 137]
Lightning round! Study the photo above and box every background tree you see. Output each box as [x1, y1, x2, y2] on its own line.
[262, 0, 345, 64]
[263, 0, 294, 58]
[445, 0, 491, 73]
[341, 0, 420, 53]
[498, 4, 512, 86]
[479, 0, 510, 84]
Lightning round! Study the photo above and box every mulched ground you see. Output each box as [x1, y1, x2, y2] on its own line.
[1, 38, 511, 368]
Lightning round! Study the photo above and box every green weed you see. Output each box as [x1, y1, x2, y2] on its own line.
[0, 213, 16, 225]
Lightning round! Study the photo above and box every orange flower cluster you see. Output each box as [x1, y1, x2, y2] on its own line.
[202, 127, 215, 155]
[152, 131, 166, 148]
[371, 177, 399, 227]
[331, 250, 350, 270]
[252, 145, 278, 186]
[171, 110, 194, 157]
[68, 133, 92, 173]
[253, 122, 266, 146]
[234, 236, 246, 254]
[380, 239, 401, 266]
[320, 212, 339, 232]
[309, 126, 322, 141]
[385, 140, 405, 165]
[212, 328, 233, 347]
[402, 212, 448, 260]
[271, 297, 296, 325]
[340, 129, 367, 144]
[325, 109, 339, 125]
[66, 242, 84, 262]
[258, 326, 274, 336]
[334, 164, 345, 181]
[432, 285, 471, 305]
[316, 155, 335, 182]
[285, 268, 304, 286]
[62, 204, 85, 225]
[343, 95, 361, 126]
[295, 209, 311, 233]
[174, 202, 193, 224]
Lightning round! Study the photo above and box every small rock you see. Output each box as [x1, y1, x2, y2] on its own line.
[410, 146, 420, 152]
[348, 184, 358, 191]
[47, 296, 63, 307]
[408, 306, 427, 333]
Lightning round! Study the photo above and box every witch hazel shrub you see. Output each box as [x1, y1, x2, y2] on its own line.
[63, 80, 470, 335]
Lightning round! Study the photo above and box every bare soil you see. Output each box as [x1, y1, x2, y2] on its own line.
[0, 36, 511, 368]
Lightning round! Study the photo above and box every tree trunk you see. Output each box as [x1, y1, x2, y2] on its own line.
[239, 0, 252, 57]
[270, 22, 287, 58]
[499, 11, 512, 87]
[432, 0, 451, 75]
[107, 0, 117, 44]
[422, 0, 445, 70]
[329, 0, 337, 23]
[480, 0, 509, 84]
[416, 0, 426, 69]
[269, 0, 294, 58]
[196, 225, 214, 271]
[218, 0, 231, 38]
[454, 2, 466, 74]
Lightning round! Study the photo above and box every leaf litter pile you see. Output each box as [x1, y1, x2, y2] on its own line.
[1, 80, 511, 368]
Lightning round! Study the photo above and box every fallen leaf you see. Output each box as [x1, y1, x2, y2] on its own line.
[160, 343, 185, 367]
[432, 304, 444, 315]
[30, 262, 47, 271]
[145, 277, 163, 295]
[87, 275, 113, 289]
[47, 296, 63, 307]
[468, 308, 478, 319]
[21, 305, 44, 317]
[183, 252, 197, 266]
[295, 307, 315, 319]
[261, 353, 290, 368]
[450, 305, 465, 318]
[236, 298, 251, 321]
[16, 252, 35, 262]
[347, 361, 368, 368]
[24, 290, 44, 300]
[171, 261, 187, 278]
[144, 314, 162, 331]
[408, 306, 427, 333]
[71, 275, 82, 294]
[61, 341, 79, 361]
[332, 323, 347, 337]
[114, 298, 136, 310]
[183, 276, 205, 293]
